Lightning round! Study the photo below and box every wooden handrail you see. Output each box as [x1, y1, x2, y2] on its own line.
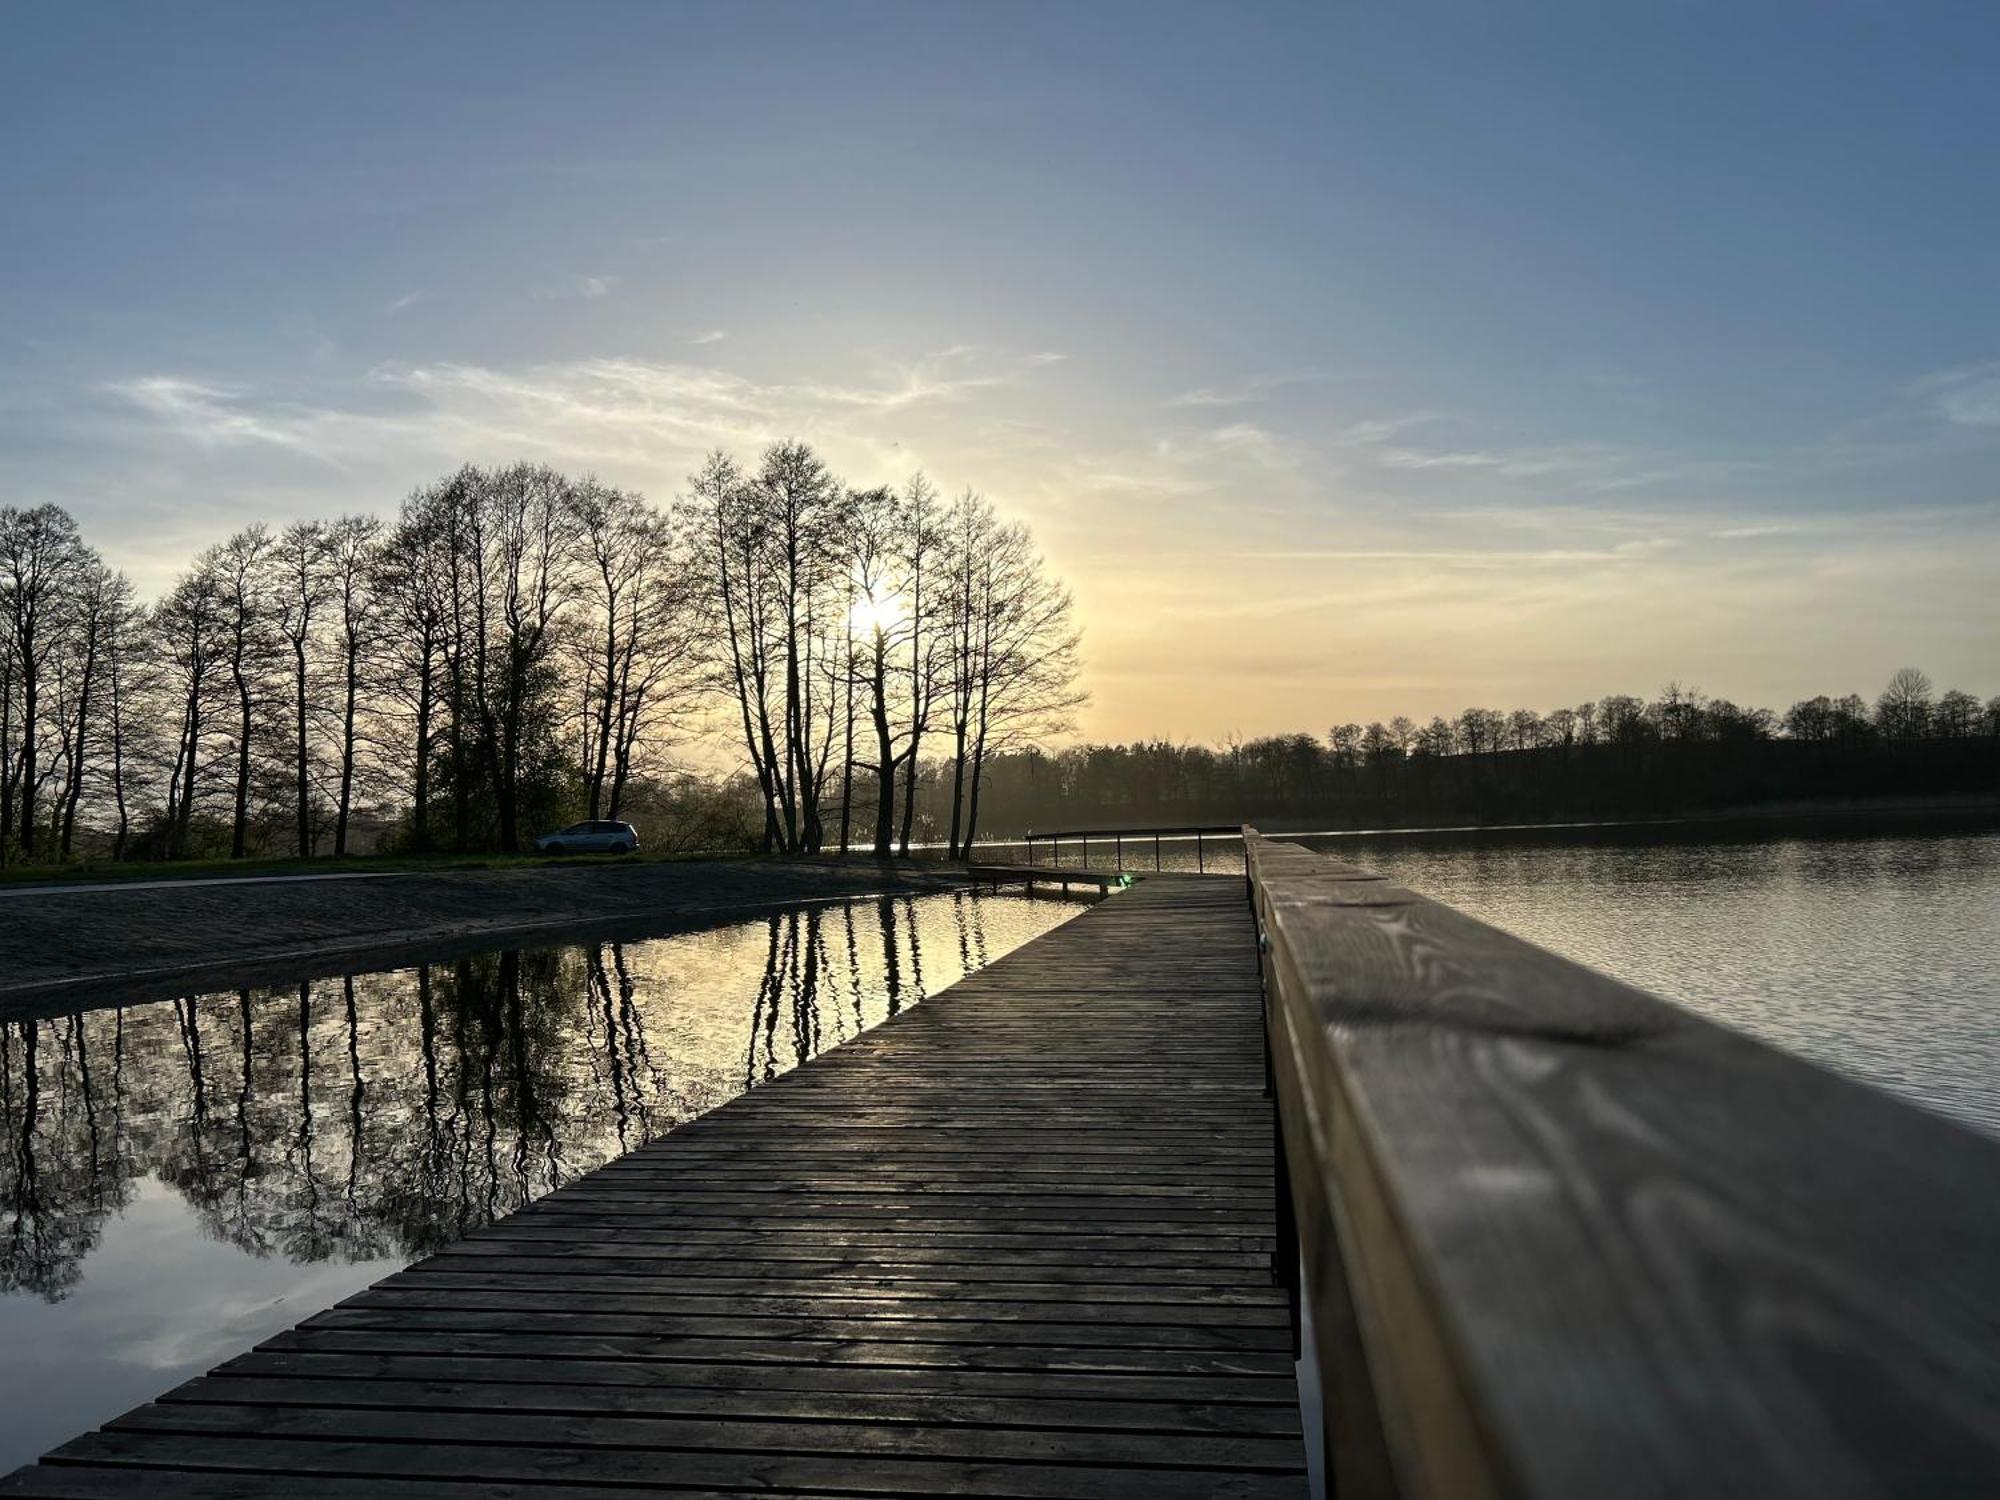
[1243, 826, 2000, 1498]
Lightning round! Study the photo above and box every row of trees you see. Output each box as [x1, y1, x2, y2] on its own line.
[1315, 669, 1996, 766]
[0, 443, 1081, 867]
[950, 671, 2000, 836]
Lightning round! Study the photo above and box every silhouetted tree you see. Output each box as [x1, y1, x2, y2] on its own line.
[1877, 667, 1935, 741]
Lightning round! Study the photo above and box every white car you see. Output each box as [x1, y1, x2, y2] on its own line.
[534, 820, 640, 855]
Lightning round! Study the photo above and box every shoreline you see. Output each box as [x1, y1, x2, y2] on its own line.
[959, 795, 2000, 849]
[0, 858, 974, 1020]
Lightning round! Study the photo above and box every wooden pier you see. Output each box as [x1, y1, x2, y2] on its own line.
[1, 875, 1306, 1498]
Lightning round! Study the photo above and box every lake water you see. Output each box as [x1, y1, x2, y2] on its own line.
[0, 888, 1092, 1475]
[999, 816, 2000, 1137]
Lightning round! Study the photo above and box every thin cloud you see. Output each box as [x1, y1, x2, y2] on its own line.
[536, 274, 619, 301]
[1236, 546, 1678, 564]
[101, 377, 338, 459]
[1913, 362, 2000, 427]
[385, 290, 425, 315]
[684, 329, 728, 346]
[1167, 370, 1323, 409]
[100, 348, 1058, 486]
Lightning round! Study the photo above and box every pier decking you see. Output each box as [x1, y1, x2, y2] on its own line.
[1, 877, 1306, 1498]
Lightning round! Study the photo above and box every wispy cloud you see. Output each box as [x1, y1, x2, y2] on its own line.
[685, 329, 728, 346]
[537, 274, 618, 301]
[99, 346, 1065, 488]
[1167, 370, 1323, 409]
[1237, 542, 1679, 565]
[101, 377, 339, 459]
[1914, 362, 2000, 427]
[385, 290, 425, 315]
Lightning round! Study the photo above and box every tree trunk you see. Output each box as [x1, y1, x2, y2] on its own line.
[410, 630, 434, 851]
[231, 660, 252, 859]
[838, 611, 855, 854]
[0, 663, 14, 867]
[18, 619, 36, 858]
[947, 714, 970, 858]
[176, 689, 201, 860]
[58, 630, 96, 856]
[109, 652, 129, 861]
[335, 635, 359, 855]
[293, 636, 312, 857]
[869, 632, 895, 856]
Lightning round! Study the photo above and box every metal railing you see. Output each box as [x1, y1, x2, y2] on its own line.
[1020, 823, 1241, 873]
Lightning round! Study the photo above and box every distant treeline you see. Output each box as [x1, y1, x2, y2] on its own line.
[939, 672, 2000, 837]
[0, 443, 1078, 868]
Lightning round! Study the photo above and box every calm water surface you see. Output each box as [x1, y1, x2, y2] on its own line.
[0, 888, 1090, 1474]
[1001, 818, 2000, 1136]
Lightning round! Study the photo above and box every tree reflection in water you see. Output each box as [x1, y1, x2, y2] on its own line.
[1, 888, 1069, 1301]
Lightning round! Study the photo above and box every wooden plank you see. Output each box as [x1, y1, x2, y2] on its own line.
[31, 1429, 1303, 1499]
[3, 875, 1304, 1496]
[1248, 828, 2000, 1500]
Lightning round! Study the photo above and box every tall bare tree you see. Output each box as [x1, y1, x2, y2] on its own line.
[153, 562, 228, 859]
[212, 527, 275, 859]
[374, 502, 450, 851]
[270, 520, 335, 856]
[326, 515, 382, 855]
[953, 520, 1083, 853]
[469, 465, 579, 853]
[0, 504, 87, 861]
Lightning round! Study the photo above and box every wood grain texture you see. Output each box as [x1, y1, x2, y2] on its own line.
[2, 875, 1304, 1499]
[1247, 828, 2000, 1500]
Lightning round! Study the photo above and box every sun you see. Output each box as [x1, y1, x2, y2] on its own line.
[850, 588, 906, 636]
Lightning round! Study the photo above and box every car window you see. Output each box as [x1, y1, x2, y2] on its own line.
[563, 823, 589, 834]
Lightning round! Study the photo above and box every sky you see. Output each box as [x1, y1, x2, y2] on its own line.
[3, 1, 1997, 744]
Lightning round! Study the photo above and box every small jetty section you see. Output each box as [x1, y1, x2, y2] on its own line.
[1, 875, 1305, 1498]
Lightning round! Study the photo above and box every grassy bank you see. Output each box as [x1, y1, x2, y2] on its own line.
[0, 846, 730, 887]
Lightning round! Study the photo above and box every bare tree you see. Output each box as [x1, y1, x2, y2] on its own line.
[954, 519, 1083, 852]
[212, 528, 275, 859]
[845, 487, 904, 855]
[894, 475, 943, 854]
[0, 504, 87, 861]
[682, 451, 786, 851]
[469, 465, 579, 852]
[54, 560, 127, 855]
[1935, 689, 1982, 738]
[759, 442, 845, 853]
[326, 515, 382, 855]
[1877, 667, 1935, 740]
[374, 501, 451, 851]
[152, 563, 228, 859]
[270, 521, 335, 856]
[570, 482, 699, 820]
